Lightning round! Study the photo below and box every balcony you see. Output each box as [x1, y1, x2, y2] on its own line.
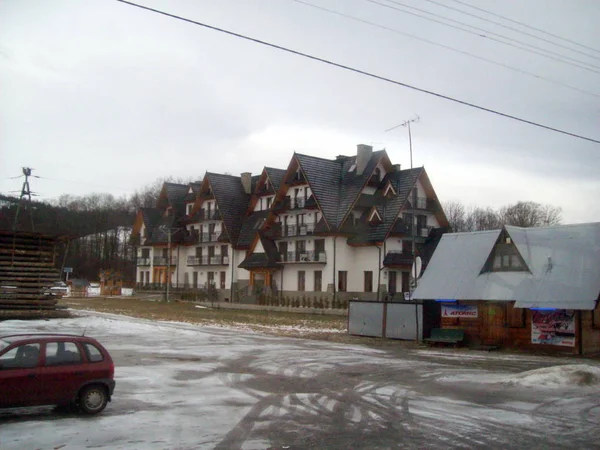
[183, 230, 200, 245]
[281, 223, 316, 237]
[200, 232, 220, 242]
[418, 226, 434, 237]
[291, 196, 306, 209]
[153, 256, 177, 266]
[383, 250, 413, 267]
[279, 250, 326, 263]
[415, 197, 428, 209]
[187, 255, 230, 266]
[137, 257, 151, 266]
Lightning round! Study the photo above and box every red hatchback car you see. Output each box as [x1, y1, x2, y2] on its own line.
[0, 334, 115, 415]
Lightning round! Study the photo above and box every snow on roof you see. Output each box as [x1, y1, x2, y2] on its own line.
[413, 222, 600, 310]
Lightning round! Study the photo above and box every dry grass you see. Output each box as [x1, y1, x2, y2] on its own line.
[60, 296, 416, 348]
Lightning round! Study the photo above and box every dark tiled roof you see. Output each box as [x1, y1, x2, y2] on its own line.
[295, 151, 386, 231]
[140, 208, 162, 229]
[238, 234, 281, 269]
[383, 252, 413, 267]
[184, 182, 202, 202]
[206, 173, 250, 245]
[237, 210, 269, 249]
[347, 167, 423, 244]
[265, 167, 287, 192]
[335, 150, 386, 227]
[295, 153, 343, 230]
[145, 215, 185, 245]
[251, 175, 261, 194]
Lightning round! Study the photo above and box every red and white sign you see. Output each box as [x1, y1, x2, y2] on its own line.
[441, 304, 478, 318]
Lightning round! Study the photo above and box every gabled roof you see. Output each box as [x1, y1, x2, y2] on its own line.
[238, 233, 282, 269]
[157, 182, 188, 212]
[413, 223, 600, 310]
[347, 167, 422, 244]
[205, 173, 250, 246]
[141, 208, 162, 228]
[145, 214, 184, 245]
[294, 150, 387, 231]
[237, 210, 269, 249]
[265, 167, 287, 192]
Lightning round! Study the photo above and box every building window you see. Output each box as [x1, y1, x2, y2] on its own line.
[314, 270, 322, 292]
[141, 248, 150, 258]
[193, 272, 198, 289]
[220, 271, 226, 289]
[267, 197, 273, 209]
[207, 272, 215, 286]
[298, 271, 305, 292]
[338, 271, 348, 292]
[364, 271, 373, 292]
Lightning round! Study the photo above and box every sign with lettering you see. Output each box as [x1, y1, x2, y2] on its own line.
[531, 310, 575, 347]
[441, 304, 478, 318]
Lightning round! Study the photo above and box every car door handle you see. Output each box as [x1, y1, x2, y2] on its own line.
[28, 373, 36, 378]
[74, 371, 84, 375]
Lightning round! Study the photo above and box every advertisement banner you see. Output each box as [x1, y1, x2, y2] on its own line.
[441, 304, 478, 318]
[531, 310, 575, 347]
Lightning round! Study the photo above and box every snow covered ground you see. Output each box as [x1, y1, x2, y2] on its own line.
[1, 312, 599, 449]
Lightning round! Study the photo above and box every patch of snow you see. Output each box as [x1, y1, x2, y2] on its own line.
[194, 305, 209, 309]
[502, 364, 600, 388]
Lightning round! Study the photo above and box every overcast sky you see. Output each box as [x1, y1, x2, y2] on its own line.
[1, 0, 599, 223]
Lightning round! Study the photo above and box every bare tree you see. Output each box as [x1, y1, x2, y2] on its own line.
[443, 200, 562, 232]
[442, 201, 467, 232]
[500, 201, 562, 227]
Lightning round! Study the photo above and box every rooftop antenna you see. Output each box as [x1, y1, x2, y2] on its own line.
[385, 115, 420, 169]
[386, 115, 420, 341]
[12, 167, 38, 232]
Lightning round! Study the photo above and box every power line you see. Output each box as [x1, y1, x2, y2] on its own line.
[449, 0, 600, 55]
[115, 0, 600, 145]
[421, 0, 600, 62]
[365, 0, 600, 75]
[290, 0, 599, 98]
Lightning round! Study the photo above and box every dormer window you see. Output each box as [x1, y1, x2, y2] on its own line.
[482, 231, 528, 273]
[383, 181, 397, 198]
[187, 203, 193, 215]
[374, 168, 381, 181]
[368, 208, 382, 226]
[165, 207, 173, 217]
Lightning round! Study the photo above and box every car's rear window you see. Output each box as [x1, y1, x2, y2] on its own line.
[84, 343, 104, 362]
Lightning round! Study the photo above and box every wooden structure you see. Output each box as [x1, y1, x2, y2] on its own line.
[415, 224, 600, 354]
[0, 230, 65, 310]
[99, 269, 124, 296]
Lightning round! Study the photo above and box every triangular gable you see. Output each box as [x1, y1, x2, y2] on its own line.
[368, 207, 383, 224]
[383, 180, 397, 197]
[131, 210, 145, 237]
[480, 227, 531, 274]
[337, 150, 391, 230]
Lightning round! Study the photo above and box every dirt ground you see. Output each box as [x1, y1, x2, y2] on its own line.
[59, 296, 408, 348]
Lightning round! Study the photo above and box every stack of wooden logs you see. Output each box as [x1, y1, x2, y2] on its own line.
[0, 231, 64, 310]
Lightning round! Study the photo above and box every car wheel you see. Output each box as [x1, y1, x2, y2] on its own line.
[78, 385, 108, 415]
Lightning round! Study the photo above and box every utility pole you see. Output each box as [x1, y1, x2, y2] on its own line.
[12, 167, 37, 232]
[159, 225, 179, 303]
[386, 115, 420, 340]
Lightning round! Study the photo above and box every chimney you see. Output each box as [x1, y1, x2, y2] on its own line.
[356, 144, 373, 175]
[393, 164, 401, 172]
[240, 172, 252, 194]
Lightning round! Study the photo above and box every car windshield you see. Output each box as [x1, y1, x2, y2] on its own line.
[0, 339, 10, 351]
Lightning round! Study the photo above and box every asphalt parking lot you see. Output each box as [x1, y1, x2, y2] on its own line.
[1, 312, 599, 449]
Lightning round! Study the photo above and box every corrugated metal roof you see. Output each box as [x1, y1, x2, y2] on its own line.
[413, 223, 600, 310]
